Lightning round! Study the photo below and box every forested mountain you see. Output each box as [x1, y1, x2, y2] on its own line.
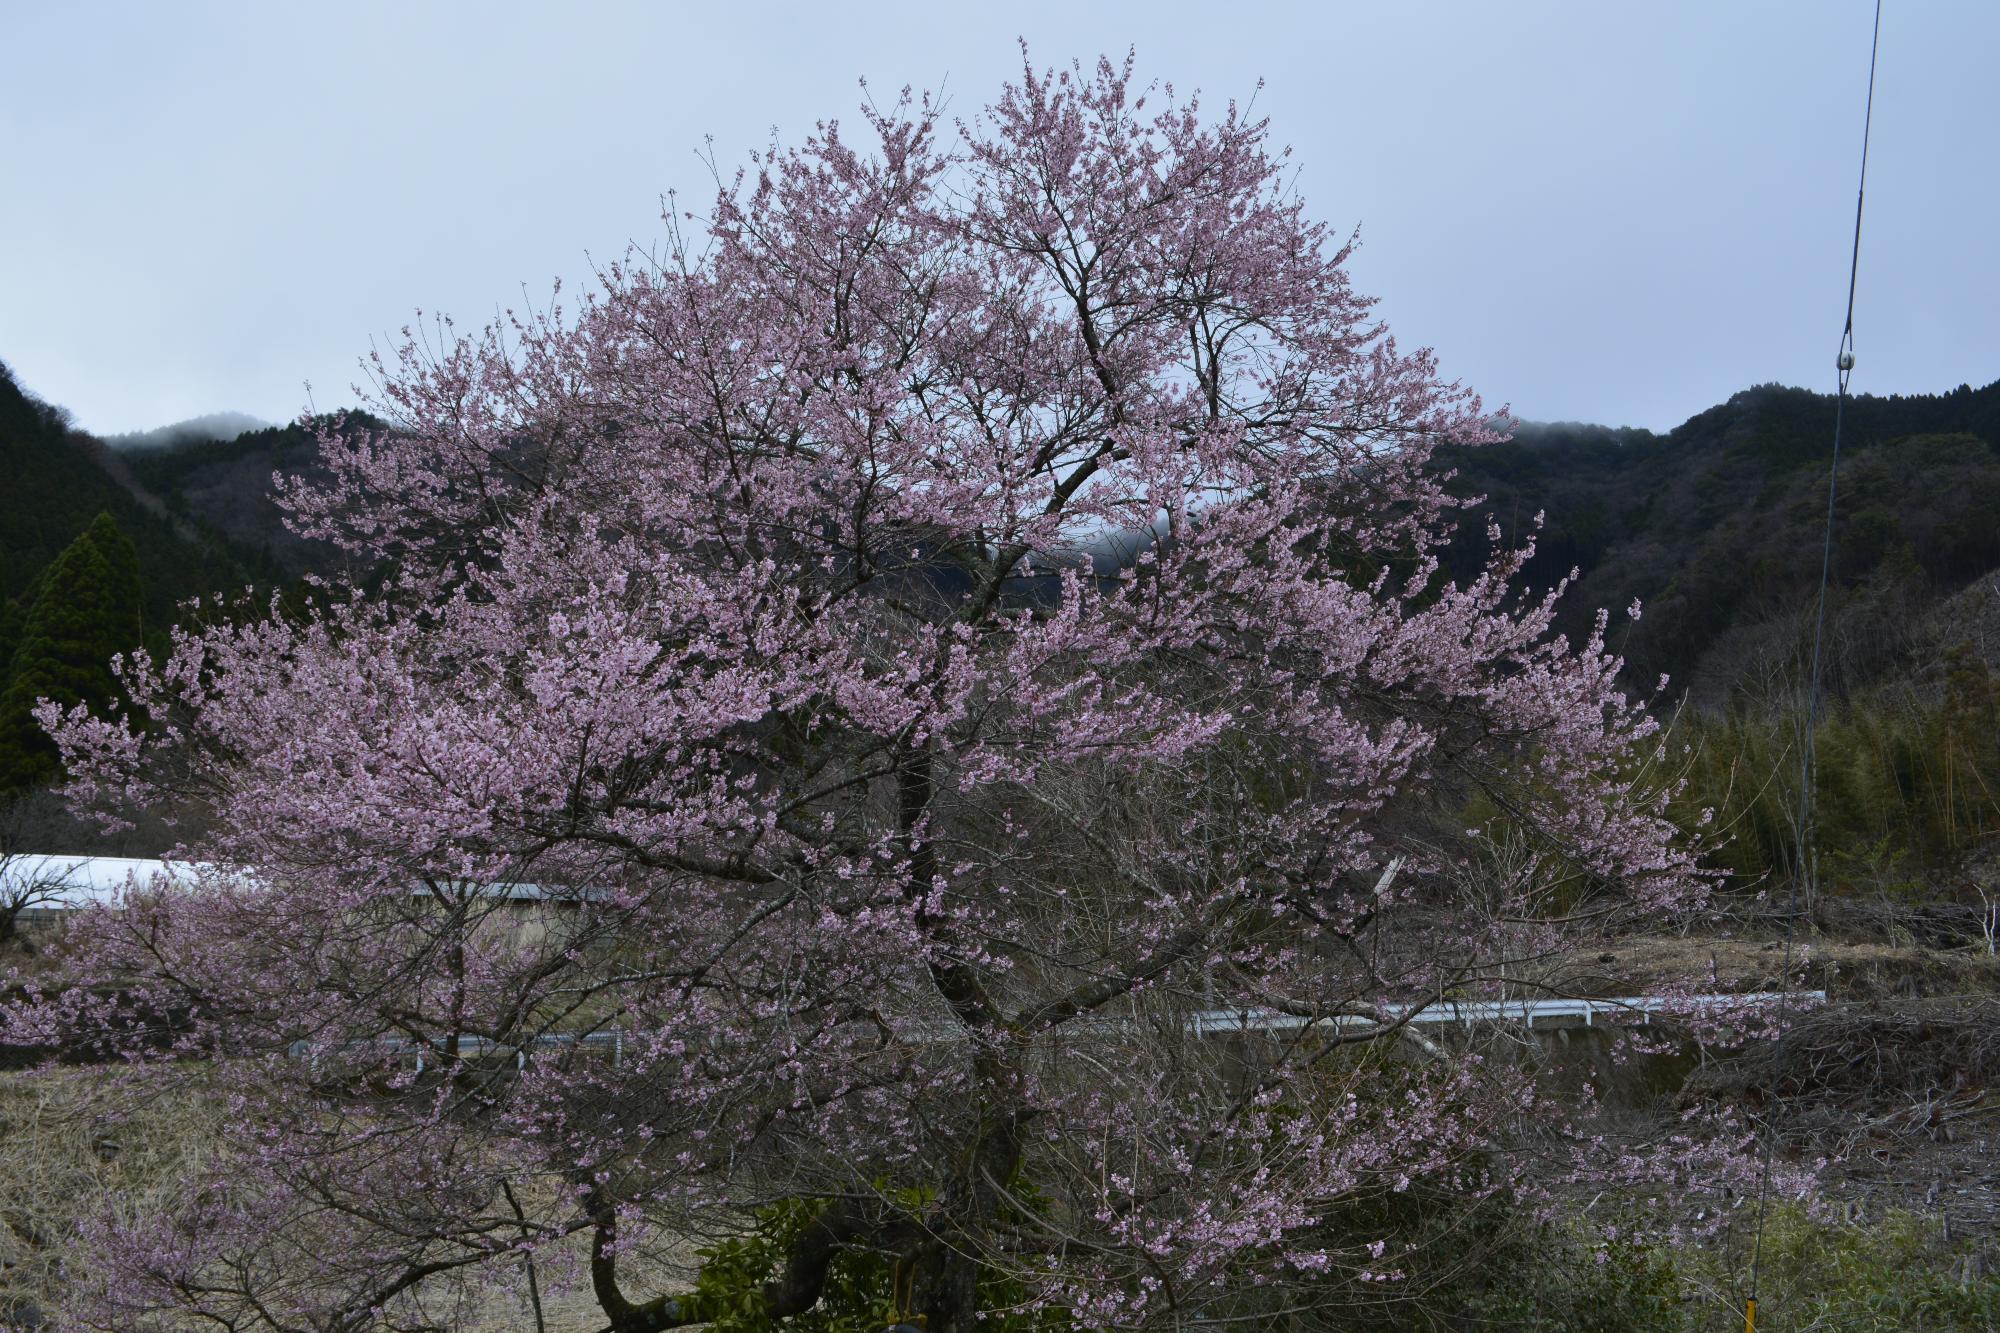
[0, 362, 246, 637]
[16, 355, 1995, 714]
[0, 362, 344, 794]
[1440, 378, 2000, 704]
[120, 417, 355, 582]
[1435, 378, 2000, 900]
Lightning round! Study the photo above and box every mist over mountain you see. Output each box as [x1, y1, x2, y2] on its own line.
[105, 411, 269, 453]
[118, 416, 355, 582]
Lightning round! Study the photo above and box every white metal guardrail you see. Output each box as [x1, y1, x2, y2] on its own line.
[1188, 992, 1821, 1034]
[283, 991, 1823, 1073]
[9, 856, 1821, 1056]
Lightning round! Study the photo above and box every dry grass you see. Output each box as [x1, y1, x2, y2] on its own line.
[1677, 997, 2000, 1235]
[0, 1069, 221, 1328]
[1567, 932, 2000, 1001]
[0, 1068, 707, 1331]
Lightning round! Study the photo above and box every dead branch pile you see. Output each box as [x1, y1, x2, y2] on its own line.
[1817, 896, 2000, 951]
[1683, 998, 2000, 1114]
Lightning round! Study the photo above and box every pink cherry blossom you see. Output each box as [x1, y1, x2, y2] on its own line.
[11, 51, 1750, 1333]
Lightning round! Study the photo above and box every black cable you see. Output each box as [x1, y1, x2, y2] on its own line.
[1743, 3, 1882, 1326]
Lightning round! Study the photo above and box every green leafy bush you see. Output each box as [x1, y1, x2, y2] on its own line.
[1711, 1206, 2000, 1332]
[687, 1196, 1067, 1333]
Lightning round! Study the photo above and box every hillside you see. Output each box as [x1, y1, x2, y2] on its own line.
[120, 418, 354, 582]
[18, 360, 1998, 699]
[1439, 378, 2000, 702]
[0, 362, 247, 634]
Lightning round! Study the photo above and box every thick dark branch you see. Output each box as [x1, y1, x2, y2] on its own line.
[901, 749, 1003, 1032]
[588, 1192, 870, 1333]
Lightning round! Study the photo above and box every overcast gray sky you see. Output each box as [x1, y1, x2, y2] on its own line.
[2, 1, 1993, 437]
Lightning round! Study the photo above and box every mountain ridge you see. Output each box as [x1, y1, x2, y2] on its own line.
[1439, 377, 2000, 701]
[7, 357, 1998, 706]
[105, 411, 270, 453]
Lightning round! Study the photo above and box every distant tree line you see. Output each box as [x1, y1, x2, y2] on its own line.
[1438, 378, 2000, 908]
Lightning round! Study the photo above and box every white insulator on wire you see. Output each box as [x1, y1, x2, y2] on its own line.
[1837, 349, 1856, 371]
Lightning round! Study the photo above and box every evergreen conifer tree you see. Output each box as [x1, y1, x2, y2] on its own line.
[85, 512, 143, 638]
[0, 596, 21, 680]
[0, 513, 144, 792]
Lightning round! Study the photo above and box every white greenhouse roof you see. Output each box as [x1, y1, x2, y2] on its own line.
[1, 855, 581, 909]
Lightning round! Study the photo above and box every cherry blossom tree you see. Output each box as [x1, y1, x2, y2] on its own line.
[13, 53, 1722, 1332]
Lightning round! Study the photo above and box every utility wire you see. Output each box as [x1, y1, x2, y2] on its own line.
[1743, 3, 1882, 1329]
